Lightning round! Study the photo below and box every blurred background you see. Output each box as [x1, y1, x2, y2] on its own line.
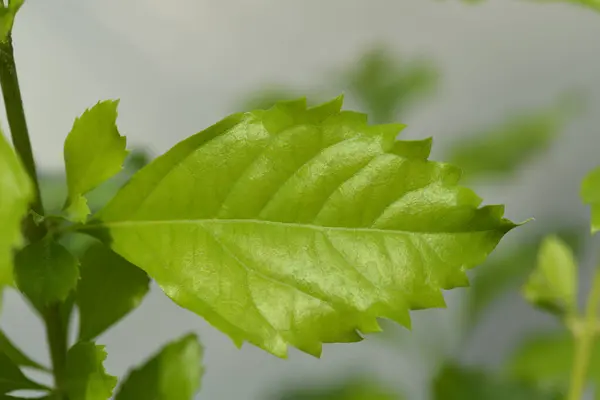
[2, 0, 600, 399]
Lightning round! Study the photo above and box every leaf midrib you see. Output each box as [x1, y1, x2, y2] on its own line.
[83, 218, 512, 235]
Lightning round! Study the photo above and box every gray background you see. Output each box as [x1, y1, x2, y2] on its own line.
[2, 0, 600, 399]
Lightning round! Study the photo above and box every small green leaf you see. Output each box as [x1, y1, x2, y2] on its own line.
[523, 235, 577, 315]
[65, 342, 117, 400]
[0, 0, 24, 41]
[582, 166, 600, 234]
[83, 97, 517, 357]
[77, 242, 150, 341]
[14, 239, 79, 310]
[114, 333, 203, 400]
[0, 329, 47, 371]
[0, 351, 47, 394]
[446, 95, 580, 181]
[507, 331, 600, 389]
[63, 100, 128, 223]
[0, 132, 32, 286]
[466, 227, 583, 326]
[433, 362, 561, 400]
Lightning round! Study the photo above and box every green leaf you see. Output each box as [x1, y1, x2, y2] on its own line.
[582, 165, 600, 234]
[0, 329, 47, 371]
[0, 0, 24, 41]
[433, 362, 561, 400]
[83, 97, 517, 358]
[466, 227, 583, 326]
[114, 333, 203, 400]
[14, 238, 79, 310]
[341, 46, 438, 123]
[63, 100, 128, 222]
[446, 95, 580, 181]
[0, 351, 47, 394]
[65, 342, 117, 400]
[271, 376, 401, 400]
[522, 235, 577, 316]
[0, 132, 32, 286]
[77, 242, 150, 341]
[507, 331, 600, 390]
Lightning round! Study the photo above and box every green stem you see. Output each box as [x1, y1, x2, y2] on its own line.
[0, 34, 45, 241]
[44, 305, 69, 399]
[0, 33, 68, 398]
[568, 268, 600, 400]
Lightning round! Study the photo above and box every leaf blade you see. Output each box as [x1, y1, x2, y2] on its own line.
[14, 239, 79, 311]
[85, 97, 517, 357]
[522, 235, 577, 316]
[0, 132, 32, 287]
[0, 329, 47, 371]
[65, 342, 117, 400]
[76, 242, 150, 341]
[114, 333, 203, 400]
[63, 100, 128, 222]
[0, 351, 47, 394]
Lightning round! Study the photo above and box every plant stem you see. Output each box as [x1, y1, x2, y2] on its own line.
[0, 34, 45, 241]
[0, 33, 68, 398]
[44, 305, 69, 399]
[568, 268, 600, 400]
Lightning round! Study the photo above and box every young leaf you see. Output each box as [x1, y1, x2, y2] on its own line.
[77, 242, 150, 341]
[507, 332, 600, 389]
[14, 238, 79, 311]
[0, 329, 47, 371]
[433, 362, 561, 400]
[63, 100, 128, 222]
[65, 342, 117, 400]
[0, 132, 32, 286]
[114, 333, 203, 400]
[83, 97, 517, 358]
[522, 235, 577, 316]
[0, 0, 25, 41]
[0, 351, 47, 394]
[466, 227, 583, 327]
[581, 165, 600, 234]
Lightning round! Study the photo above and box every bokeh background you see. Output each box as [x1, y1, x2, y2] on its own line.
[2, 0, 600, 399]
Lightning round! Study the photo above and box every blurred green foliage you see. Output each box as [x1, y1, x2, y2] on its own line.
[507, 331, 600, 391]
[269, 375, 402, 400]
[433, 362, 562, 400]
[446, 93, 583, 182]
[338, 46, 438, 124]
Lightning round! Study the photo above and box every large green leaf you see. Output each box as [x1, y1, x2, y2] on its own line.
[83, 97, 516, 357]
[63, 100, 128, 222]
[522, 235, 577, 316]
[582, 166, 600, 234]
[77, 242, 150, 341]
[14, 238, 79, 311]
[0, 351, 47, 394]
[114, 333, 203, 400]
[0, 329, 47, 371]
[466, 227, 583, 327]
[433, 362, 561, 400]
[0, 132, 32, 286]
[506, 331, 600, 391]
[65, 342, 117, 400]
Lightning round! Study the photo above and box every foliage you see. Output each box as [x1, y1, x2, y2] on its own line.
[270, 375, 402, 400]
[0, 0, 599, 399]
